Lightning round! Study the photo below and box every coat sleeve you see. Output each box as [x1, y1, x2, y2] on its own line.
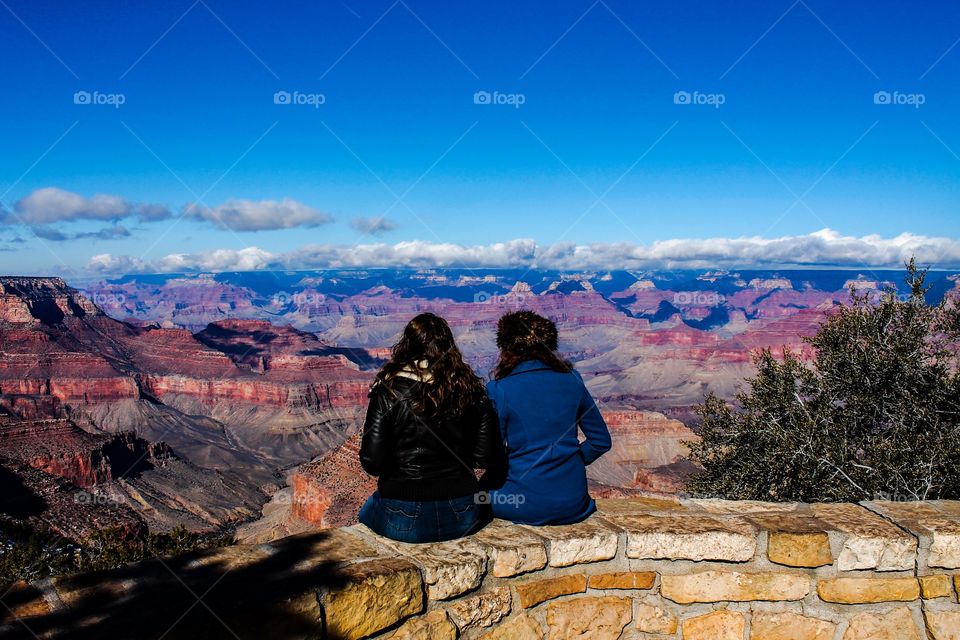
[472, 394, 504, 469]
[359, 382, 394, 476]
[477, 382, 508, 490]
[575, 373, 612, 465]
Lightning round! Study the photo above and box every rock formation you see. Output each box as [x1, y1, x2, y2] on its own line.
[0, 277, 373, 534]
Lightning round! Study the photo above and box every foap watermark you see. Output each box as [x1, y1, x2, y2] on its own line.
[273, 291, 327, 307]
[871, 491, 918, 503]
[673, 291, 726, 305]
[89, 292, 126, 306]
[474, 491, 526, 506]
[273, 90, 326, 109]
[673, 90, 725, 108]
[473, 291, 526, 307]
[73, 90, 126, 109]
[873, 90, 925, 108]
[74, 491, 114, 506]
[473, 90, 526, 108]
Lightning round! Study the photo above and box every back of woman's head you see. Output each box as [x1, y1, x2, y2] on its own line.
[377, 312, 484, 415]
[493, 310, 572, 379]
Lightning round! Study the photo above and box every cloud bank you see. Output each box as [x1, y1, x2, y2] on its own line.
[85, 229, 960, 274]
[183, 198, 333, 231]
[32, 225, 132, 242]
[6, 189, 333, 237]
[12, 188, 171, 224]
[350, 216, 398, 235]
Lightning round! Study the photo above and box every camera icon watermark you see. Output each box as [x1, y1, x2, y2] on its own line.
[673, 291, 726, 305]
[673, 90, 725, 108]
[473, 90, 526, 108]
[73, 90, 126, 109]
[273, 90, 326, 109]
[873, 90, 925, 108]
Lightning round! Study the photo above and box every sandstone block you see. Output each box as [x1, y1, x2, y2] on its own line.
[752, 611, 835, 640]
[660, 570, 809, 603]
[515, 574, 587, 609]
[682, 610, 745, 640]
[189, 544, 275, 571]
[920, 574, 953, 599]
[446, 587, 511, 630]
[53, 571, 143, 609]
[929, 527, 960, 569]
[812, 503, 916, 571]
[268, 528, 379, 571]
[691, 499, 800, 514]
[842, 607, 921, 640]
[587, 571, 656, 590]
[862, 501, 960, 569]
[383, 538, 487, 600]
[595, 496, 685, 515]
[472, 520, 548, 577]
[609, 512, 757, 562]
[545, 596, 631, 640]
[521, 517, 618, 567]
[767, 531, 833, 567]
[817, 577, 919, 604]
[0, 581, 51, 621]
[218, 592, 324, 640]
[388, 610, 457, 640]
[925, 610, 960, 640]
[634, 602, 678, 634]
[477, 613, 543, 639]
[322, 557, 423, 639]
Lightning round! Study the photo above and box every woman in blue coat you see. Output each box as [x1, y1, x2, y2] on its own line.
[481, 310, 611, 525]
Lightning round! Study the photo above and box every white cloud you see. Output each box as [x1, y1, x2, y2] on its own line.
[13, 187, 171, 224]
[184, 198, 333, 231]
[350, 216, 398, 235]
[32, 225, 131, 242]
[84, 229, 960, 274]
[87, 247, 275, 274]
[285, 239, 537, 269]
[87, 253, 146, 274]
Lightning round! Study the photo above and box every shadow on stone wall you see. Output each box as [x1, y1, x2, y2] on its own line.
[1, 532, 350, 640]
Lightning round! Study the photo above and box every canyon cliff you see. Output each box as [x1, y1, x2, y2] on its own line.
[0, 277, 374, 535]
[7, 269, 953, 541]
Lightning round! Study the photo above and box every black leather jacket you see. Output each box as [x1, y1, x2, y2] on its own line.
[360, 376, 503, 501]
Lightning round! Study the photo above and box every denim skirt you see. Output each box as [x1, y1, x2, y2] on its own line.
[358, 491, 490, 543]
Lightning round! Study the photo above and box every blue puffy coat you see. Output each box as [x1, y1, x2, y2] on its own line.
[484, 359, 612, 525]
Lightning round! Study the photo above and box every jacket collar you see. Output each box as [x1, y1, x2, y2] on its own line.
[507, 359, 553, 376]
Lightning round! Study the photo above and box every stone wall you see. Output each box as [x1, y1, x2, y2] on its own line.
[4, 497, 960, 639]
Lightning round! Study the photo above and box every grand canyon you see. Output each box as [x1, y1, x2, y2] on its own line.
[2, 268, 957, 544]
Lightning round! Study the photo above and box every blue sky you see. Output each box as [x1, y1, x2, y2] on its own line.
[1, 0, 960, 274]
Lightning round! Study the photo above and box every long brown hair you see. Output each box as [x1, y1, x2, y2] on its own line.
[376, 312, 485, 416]
[492, 310, 573, 379]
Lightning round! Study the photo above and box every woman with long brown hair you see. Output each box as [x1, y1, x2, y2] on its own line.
[358, 312, 502, 543]
[481, 310, 611, 525]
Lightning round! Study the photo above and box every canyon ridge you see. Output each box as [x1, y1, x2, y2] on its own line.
[1, 269, 955, 542]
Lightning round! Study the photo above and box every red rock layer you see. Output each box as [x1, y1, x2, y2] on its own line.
[291, 434, 375, 528]
[0, 279, 374, 412]
[0, 414, 173, 490]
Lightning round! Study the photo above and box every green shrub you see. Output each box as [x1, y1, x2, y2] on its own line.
[0, 519, 234, 582]
[686, 259, 960, 502]
[0, 518, 76, 582]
